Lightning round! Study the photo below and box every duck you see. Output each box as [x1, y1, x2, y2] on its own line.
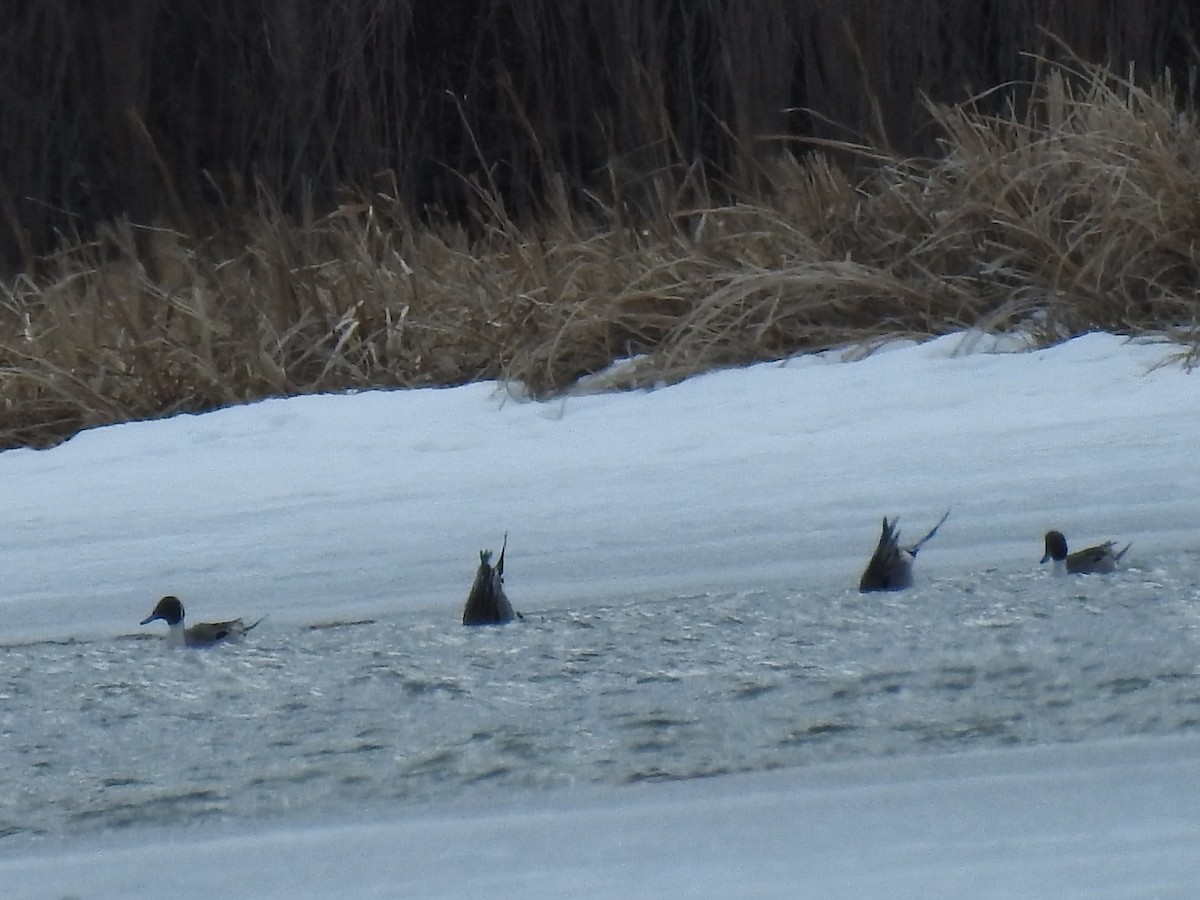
[462, 534, 517, 625]
[140, 595, 263, 647]
[1040, 530, 1130, 575]
[859, 510, 950, 592]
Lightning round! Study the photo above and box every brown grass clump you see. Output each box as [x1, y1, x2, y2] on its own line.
[3, 59, 1200, 452]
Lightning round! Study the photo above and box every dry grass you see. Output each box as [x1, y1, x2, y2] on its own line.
[3, 60, 1199, 451]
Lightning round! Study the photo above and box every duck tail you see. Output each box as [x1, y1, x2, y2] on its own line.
[876, 516, 899, 552]
[909, 509, 951, 557]
[1114, 542, 1131, 563]
[859, 517, 900, 592]
[244, 616, 266, 634]
[496, 531, 508, 580]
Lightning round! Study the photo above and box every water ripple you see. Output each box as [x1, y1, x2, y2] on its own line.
[2, 560, 1200, 848]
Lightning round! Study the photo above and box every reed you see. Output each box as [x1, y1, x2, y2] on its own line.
[3, 58, 1198, 451]
[2, 2, 1192, 264]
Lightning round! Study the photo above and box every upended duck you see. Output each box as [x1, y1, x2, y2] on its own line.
[140, 595, 263, 647]
[858, 510, 950, 592]
[1040, 530, 1130, 575]
[462, 535, 517, 625]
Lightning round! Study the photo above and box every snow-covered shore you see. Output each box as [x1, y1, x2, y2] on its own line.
[3, 331, 1195, 643]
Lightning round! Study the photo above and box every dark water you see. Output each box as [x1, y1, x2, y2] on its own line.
[3, 556, 1199, 848]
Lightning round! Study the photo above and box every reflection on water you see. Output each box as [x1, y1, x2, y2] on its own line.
[2, 555, 1199, 847]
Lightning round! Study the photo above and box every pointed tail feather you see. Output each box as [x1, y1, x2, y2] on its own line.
[496, 532, 508, 580]
[909, 509, 951, 556]
[877, 517, 899, 552]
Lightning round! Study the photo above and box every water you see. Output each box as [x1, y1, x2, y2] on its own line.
[3, 558, 1200, 849]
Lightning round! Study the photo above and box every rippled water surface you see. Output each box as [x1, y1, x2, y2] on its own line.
[4, 557, 1200, 848]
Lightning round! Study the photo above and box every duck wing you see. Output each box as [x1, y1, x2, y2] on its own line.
[183, 618, 248, 646]
[1067, 540, 1127, 574]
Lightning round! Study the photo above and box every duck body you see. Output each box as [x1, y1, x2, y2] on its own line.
[462, 535, 516, 626]
[859, 510, 950, 593]
[140, 595, 262, 647]
[1041, 530, 1130, 575]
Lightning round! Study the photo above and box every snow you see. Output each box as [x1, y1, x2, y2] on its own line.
[2, 330, 1199, 897]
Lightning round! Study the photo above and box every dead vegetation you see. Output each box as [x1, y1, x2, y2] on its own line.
[2, 59, 1200, 451]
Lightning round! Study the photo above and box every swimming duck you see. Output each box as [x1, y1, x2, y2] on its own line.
[859, 510, 950, 592]
[140, 595, 263, 647]
[462, 535, 517, 626]
[1040, 530, 1130, 575]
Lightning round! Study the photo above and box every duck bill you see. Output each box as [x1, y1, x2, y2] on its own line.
[140, 613, 162, 625]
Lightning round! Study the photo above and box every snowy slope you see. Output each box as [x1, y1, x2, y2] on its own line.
[2, 331, 1194, 643]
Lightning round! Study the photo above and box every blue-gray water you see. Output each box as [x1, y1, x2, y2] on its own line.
[3, 556, 1200, 849]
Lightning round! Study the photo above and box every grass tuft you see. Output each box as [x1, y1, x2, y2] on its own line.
[2, 59, 1198, 451]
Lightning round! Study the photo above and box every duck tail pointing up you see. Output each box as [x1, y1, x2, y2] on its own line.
[1114, 542, 1131, 563]
[496, 532, 508, 580]
[878, 516, 899, 552]
[909, 509, 951, 557]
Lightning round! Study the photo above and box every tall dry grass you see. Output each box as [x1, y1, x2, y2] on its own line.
[3, 1, 1193, 266]
[2, 59, 1199, 451]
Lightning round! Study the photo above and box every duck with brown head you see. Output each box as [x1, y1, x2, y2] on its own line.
[1040, 531, 1130, 575]
[140, 595, 263, 647]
